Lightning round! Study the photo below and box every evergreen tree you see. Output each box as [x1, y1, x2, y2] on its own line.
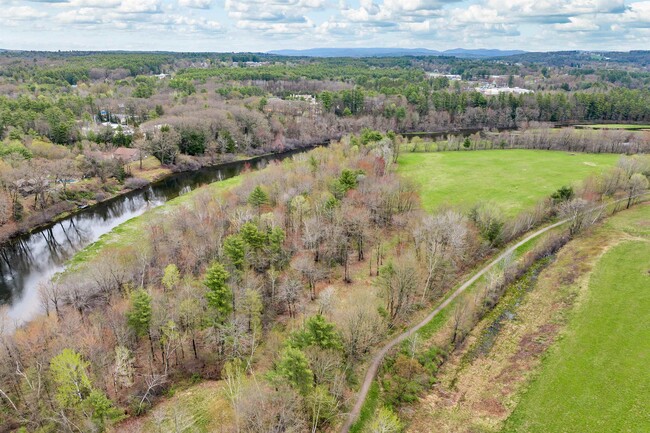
[223, 234, 246, 270]
[248, 185, 269, 215]
[276, 347, 313, 395]
[204, 261, 233, 323]
[290, 314, 342, 350]
[240, 221, 265, 249]
[127, 289, 152, 338]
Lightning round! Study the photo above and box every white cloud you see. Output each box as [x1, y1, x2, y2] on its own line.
[614, 1, 650, 26]
[2, 0, 650, 52]
[554, 16, 600, 31]
[179, 0, 213, 9]
[225, 0, 325, 35]
[55, 8, 104, 24]
[68, 0, 121, 7]
[1, 6, 48, 20]
[159, 14, 222, 32]
[117, 0, 162, 14]
[485, 0, 626, 22]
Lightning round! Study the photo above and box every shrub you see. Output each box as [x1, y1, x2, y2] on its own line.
[124, 177, 149, 190]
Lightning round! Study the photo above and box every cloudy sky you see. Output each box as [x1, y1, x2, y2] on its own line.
[0, 0, 649, 52]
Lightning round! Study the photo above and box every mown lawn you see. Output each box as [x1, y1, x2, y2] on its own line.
[397, 150, 619, 216]
[577, 123, 650, 130]
[504, 205, 650, 432]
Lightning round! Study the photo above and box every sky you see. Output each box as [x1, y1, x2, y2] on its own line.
[0, 0, 649, 52]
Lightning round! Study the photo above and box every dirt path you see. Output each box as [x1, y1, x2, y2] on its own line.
[341, 194, 650, 432]
[339, 217, 571, 432]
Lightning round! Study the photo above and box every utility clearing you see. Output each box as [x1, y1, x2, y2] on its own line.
[504, 204, 650, 432]
[405, 204, 650, 433]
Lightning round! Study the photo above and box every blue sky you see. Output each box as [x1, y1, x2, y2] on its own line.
[0, 0, 649, 52]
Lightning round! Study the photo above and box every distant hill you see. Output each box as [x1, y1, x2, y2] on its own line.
[443, 48, 527, 58]
[268, 47, 526, 58]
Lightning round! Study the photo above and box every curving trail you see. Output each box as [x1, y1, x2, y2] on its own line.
[340, 193, 650, 433]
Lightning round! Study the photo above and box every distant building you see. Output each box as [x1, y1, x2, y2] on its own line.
[426, 72, 462, 81]
[113, 114, 129, 125]
[290, 94, 317, 105]
[475, 86, 533, 96]
[243, 61, 270, 67]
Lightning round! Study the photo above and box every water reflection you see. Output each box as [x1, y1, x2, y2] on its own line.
[0, 148, 308, 323]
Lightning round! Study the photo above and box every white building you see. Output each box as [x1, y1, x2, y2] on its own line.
[475, 86, 533, 96]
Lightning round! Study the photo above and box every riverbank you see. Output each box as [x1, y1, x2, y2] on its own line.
[0, 156, 170, 245]
[0, 144, 321, 248]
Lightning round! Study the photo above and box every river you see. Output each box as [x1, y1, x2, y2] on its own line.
[0, 147, 314, 325]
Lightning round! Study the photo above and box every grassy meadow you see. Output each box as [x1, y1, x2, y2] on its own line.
[397, 150, 619, 216]
[504, 205, 650, 432]
[577, 123, 650, 130]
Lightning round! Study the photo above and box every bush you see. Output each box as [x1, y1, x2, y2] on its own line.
[173, 154, 201, 172]
[124, 177, 149, 190]
[382, 354, 429, 405]
[61, 188, 95, 202]
[551, 185, 574, 203]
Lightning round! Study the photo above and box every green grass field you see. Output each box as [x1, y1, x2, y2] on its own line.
[397, 150, 619, 216]
[504, 205, 650, 432]
[577, 123, 650, 130]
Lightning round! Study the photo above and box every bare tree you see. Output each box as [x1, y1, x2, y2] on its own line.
[280, 277, 303, 318]
[626, 173, 649, 209]
[136, 373, 167, 414]
[377, 255, 420, 323]
[38, 281, 64, 319]
[336, 293, 386, 360]
[292, 254, 326, 300]
[559, 198, 603, 237]
[413, 210, 468, 301]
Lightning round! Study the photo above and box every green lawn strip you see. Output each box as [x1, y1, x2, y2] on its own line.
[504, 236, 650, 432]
[65, 175, 242, 271]
[349, 381, 380, 433]
[577, 123, 650, 130]
[397, 150, 619, 217]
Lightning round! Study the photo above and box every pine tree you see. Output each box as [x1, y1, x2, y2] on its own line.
[276, 347, 313, 395]
[290, 314, 342, 350]
[223, 234, 246, 270]
[127, 289, 152, 338]
[204, 261, 233, 324]
[248, 185, 269, 215]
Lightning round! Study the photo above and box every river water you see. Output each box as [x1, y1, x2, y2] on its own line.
[0, 147, 312, 324]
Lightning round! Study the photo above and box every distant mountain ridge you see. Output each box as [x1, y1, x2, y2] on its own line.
[268, 47, 527, 58]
